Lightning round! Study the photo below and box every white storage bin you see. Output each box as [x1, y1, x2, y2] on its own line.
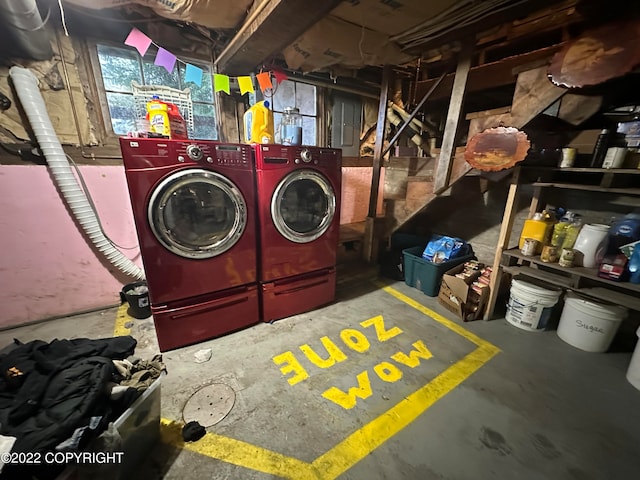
[57, 373, 163, 480]
[626, 327, 640, 391]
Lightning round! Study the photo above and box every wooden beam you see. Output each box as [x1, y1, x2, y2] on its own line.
[216, 93, 241, 143]
[484, 167, 521, 320]
[401, 0, 560, 54]
[467, 65, 568, 139]
[342, 156, 374, 167]
[413, 44, 563, 102]
[363, 65, 391, 263]
[558, 94, 603, 126]
[465, 106, 511, 120]
[434, 41, 473, 193]
[215, 0, 342, 75]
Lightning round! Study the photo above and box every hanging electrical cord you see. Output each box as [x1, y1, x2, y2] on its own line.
[66, 154, 139, 250]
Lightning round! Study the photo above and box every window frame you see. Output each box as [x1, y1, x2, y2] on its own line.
[88, 41, 218, 141]
[255, 78, 323, 146]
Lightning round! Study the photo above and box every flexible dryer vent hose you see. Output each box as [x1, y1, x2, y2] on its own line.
[9, 66, 145, 281]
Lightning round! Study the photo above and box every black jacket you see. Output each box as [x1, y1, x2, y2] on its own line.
[0, 336, 137, 453]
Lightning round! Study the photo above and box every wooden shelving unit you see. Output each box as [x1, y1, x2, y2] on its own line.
[484, 166, 640, 319]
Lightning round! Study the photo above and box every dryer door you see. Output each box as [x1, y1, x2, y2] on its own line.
[271, 169, 336, 243]
[148, 169, 247, 259]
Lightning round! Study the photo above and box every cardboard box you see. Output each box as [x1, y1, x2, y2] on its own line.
[403, 246, 474, 297]
[438, 264, 489, 321]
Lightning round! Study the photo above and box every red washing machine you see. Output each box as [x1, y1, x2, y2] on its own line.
[119, 138, 259, 351]
[254, 145, 342, 323]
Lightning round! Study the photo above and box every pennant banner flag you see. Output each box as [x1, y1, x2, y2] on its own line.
[124, 28, 152, 56]
[273, 69, 288, 85]
[256, 72, 273, 92]
[155, 48, 177, 73]
[123, 28, 287, 95]
[237, 76, 254, 95]
[213, 74, 230, 94]
[185, 63, 203, 86]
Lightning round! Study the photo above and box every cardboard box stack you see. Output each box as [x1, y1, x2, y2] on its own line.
[438, 261, 492, 321]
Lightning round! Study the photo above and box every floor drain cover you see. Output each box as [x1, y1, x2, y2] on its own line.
[182, 383, 236, 427]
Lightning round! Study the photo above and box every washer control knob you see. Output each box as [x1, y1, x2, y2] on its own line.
[186, 144, 203, 161]
[178, 155, 185, 162]
[206, 157, 213, 163]
[300, 148, 312, 163]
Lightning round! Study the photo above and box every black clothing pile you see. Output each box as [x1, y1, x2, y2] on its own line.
[0, 336, 138, 479]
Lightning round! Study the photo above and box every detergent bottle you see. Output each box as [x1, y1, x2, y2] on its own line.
[166, 102, 188, 139]
[243, 100, 274, 144]
[519, 212, 548, 254]
[146, 96, 170, 137]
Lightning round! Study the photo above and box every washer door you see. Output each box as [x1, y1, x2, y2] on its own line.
[271, 170, 336, 243]
[148, 169, 247, 259]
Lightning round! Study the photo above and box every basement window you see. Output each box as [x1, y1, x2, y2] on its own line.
[95, 44, 217, 140]
[270, 79, 317, 146]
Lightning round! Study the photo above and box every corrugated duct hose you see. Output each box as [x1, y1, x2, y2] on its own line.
[9, 66, 145, 280]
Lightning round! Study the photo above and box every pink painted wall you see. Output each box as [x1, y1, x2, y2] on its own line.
[340, 167, 385, 224]
[0, 165, 141, 329]
[0, 163, 382, 328]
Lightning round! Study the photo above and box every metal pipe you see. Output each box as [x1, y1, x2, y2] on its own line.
[381, 72, 447, 158]
[284, 70, 379, 99]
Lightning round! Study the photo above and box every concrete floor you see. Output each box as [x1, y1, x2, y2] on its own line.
[2, 266, 640, 480]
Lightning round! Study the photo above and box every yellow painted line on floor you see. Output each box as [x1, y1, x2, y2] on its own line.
[113, 303, 132, 337]
[115, 282, 500, 479]
[160, 418, 319, 479]
[311, 284, 500, 478]
[378, 282, 497, 349]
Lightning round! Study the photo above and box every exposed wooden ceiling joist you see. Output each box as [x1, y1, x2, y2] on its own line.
[413, 44, 564, 102]
[215, 0, 343, 75]
[399, 0, 561, 55]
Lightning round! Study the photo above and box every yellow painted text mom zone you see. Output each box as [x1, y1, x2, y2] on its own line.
[272, 315, 434, 409]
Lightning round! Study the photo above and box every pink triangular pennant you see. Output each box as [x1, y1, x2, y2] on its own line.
[124, 28, 152, 56]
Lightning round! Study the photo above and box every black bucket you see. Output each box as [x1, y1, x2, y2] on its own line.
[120, 281, 151, 319]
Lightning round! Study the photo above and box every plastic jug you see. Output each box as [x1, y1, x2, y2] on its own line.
[519, 213, 548, 254]
[608, 213, 640, 252]
[243, 100, 274, 144]
[573, 223, 610, 268]
[166, 103, 188, 139]
[146, 96, 188, 139]
[146, 96, 170, 137]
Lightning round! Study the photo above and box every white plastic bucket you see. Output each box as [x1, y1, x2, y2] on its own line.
[626, 326, 640, 391]
[557, 293, 627, 352]
[506, 278, 562, 332]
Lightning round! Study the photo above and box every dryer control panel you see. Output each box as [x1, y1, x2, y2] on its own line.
[256, 145, 341, 169]
[119, 138, 251, 170]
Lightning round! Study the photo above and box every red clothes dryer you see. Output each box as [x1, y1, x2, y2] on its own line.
[119, 138, 259, 351]
[254, 145, 342, 323]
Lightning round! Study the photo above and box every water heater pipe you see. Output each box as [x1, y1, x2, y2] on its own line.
[9, 66, 145, 281]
